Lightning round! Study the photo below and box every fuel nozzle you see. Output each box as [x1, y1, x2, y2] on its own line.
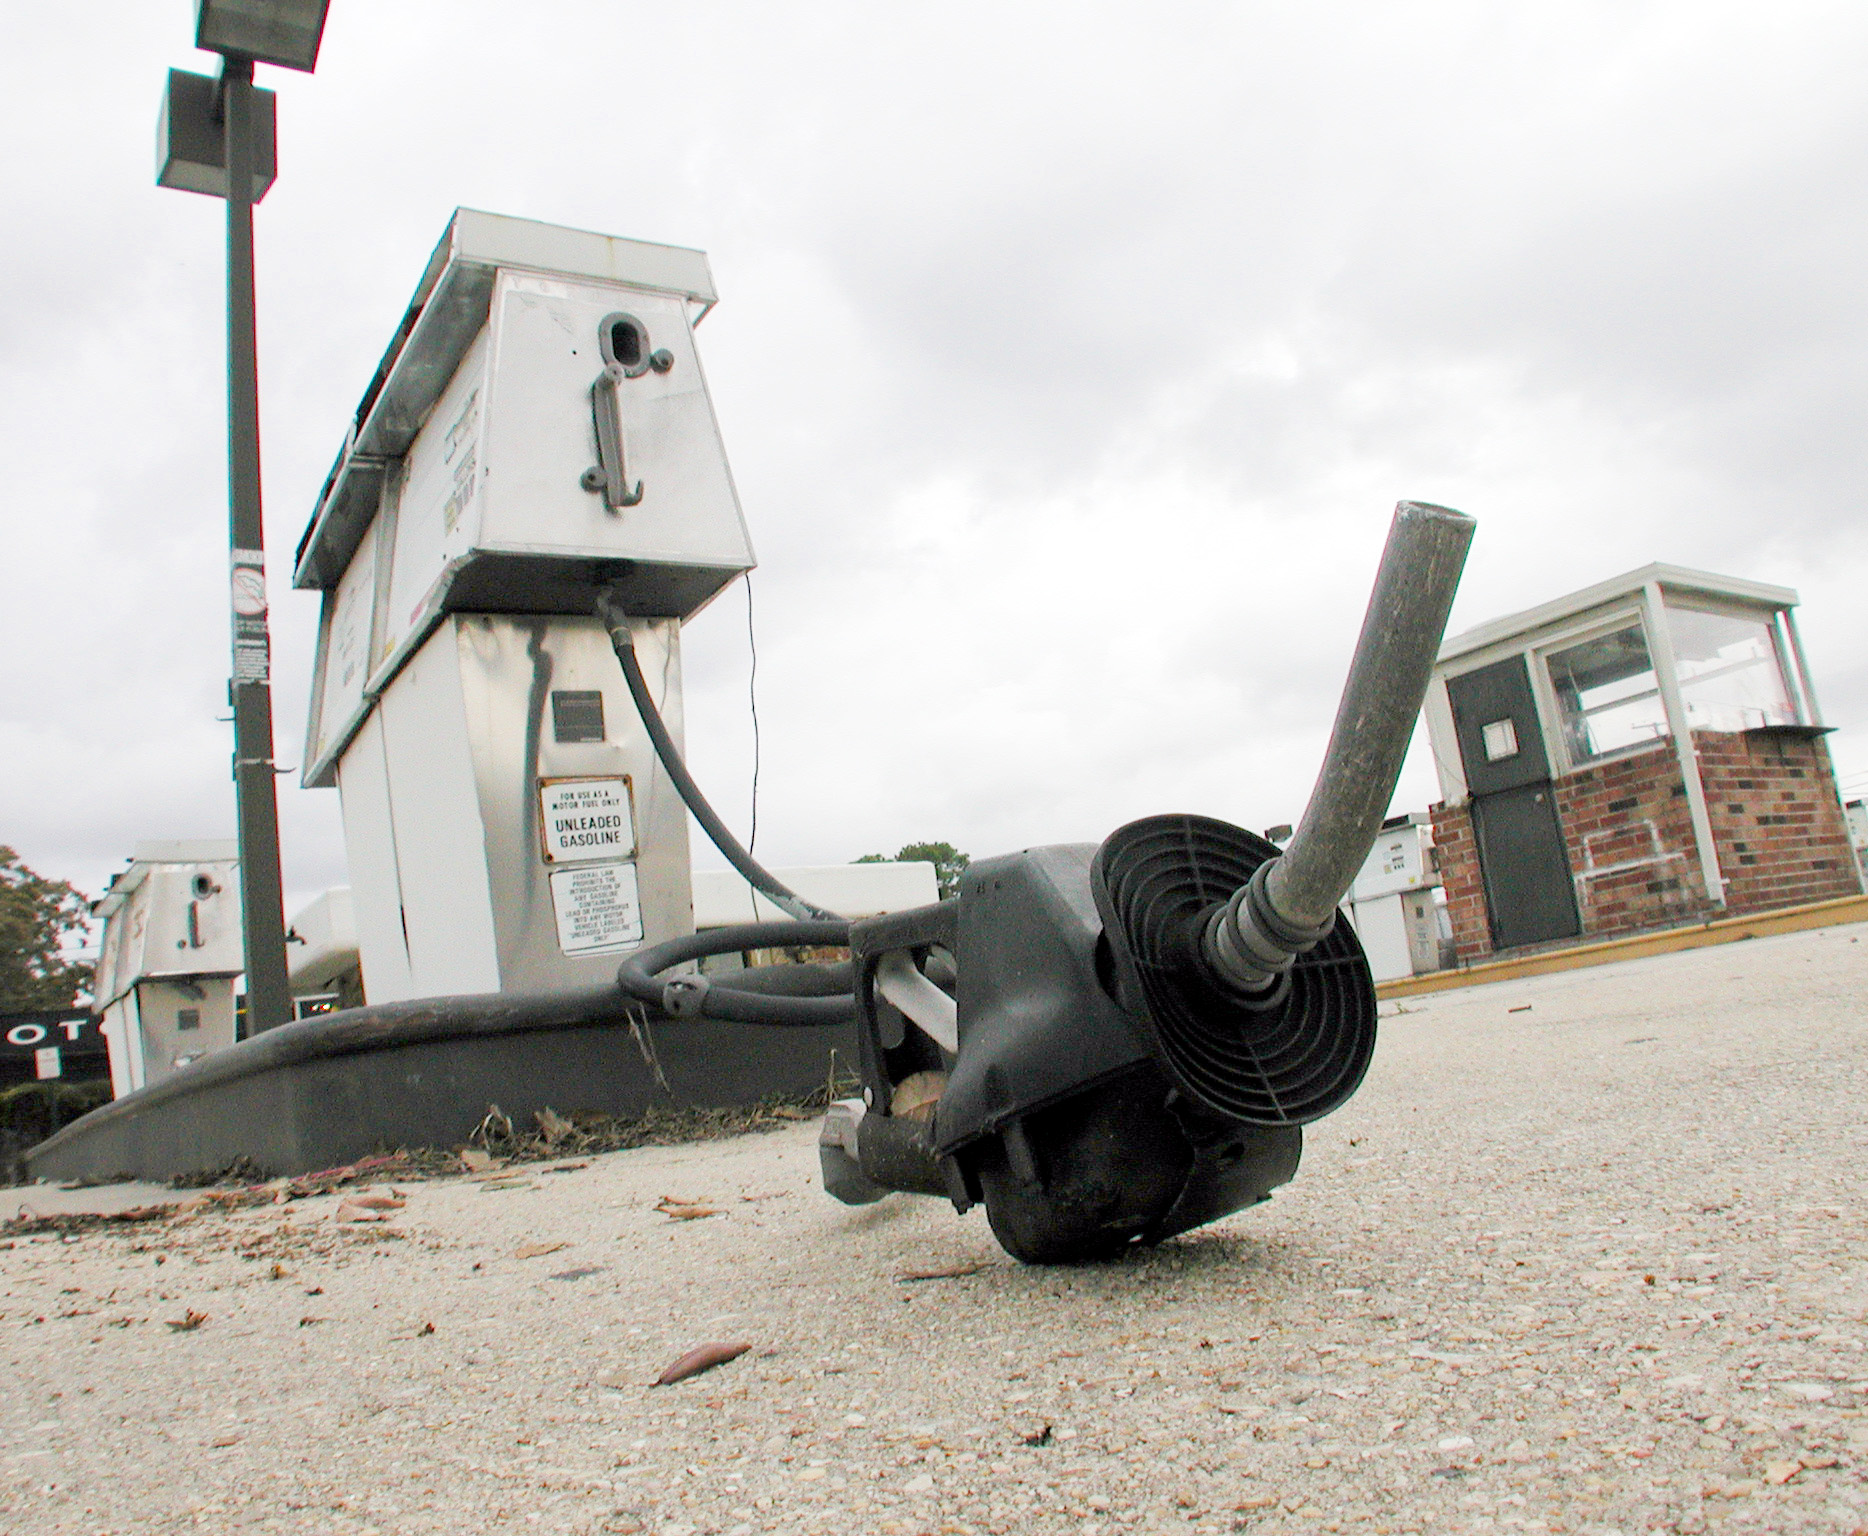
[1201, 500, 1476, 994]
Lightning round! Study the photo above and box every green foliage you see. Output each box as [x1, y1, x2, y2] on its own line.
[0, 847, 93, 1011]
[0, 1078, 112, 1185]
[854, 841, 971, 900]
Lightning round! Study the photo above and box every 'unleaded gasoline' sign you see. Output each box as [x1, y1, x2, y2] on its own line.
[539, 777, 635, 863]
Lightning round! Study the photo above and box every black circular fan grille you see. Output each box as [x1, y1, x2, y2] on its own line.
[1090, 814, 1377, 1126]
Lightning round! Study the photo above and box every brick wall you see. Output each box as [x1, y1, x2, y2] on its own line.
[1553, 743, 1716, 941]
[1429, 730, 1859, 962]
[1697, 729, 1862, 914]
[1427, 799, 1490, 963]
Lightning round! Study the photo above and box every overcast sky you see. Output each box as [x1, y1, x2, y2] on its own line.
[2, 2, 1865, 930]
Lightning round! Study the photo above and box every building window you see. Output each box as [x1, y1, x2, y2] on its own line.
[1667, 605, 1796, 732]
[1545, 624, 1670, 765]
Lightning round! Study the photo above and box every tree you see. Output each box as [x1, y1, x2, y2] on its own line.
[0, 848, 93, 1012]
[855, 841, 971, 901]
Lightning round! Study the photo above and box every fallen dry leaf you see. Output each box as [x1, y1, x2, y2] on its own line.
[515, 1241, 568, 1260]
[536, 1107, 575, 1144]
[343, 1192, 407, 1211]
[1763, 1461, 1803, 1486]
[166, 1309, 208, 1332]
[655, 1196, 720, 1221]
[210, 1436, 240, 1448]
[268, 1262, 290, 1280]
[897, 1262, 988, 1282]
[653, 1341, 752, 1386]
[334, 1200, 392, 1223]
[458, 1148, 501, 1174]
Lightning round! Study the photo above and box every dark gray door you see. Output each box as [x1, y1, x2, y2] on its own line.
[1446, 657, 1580, 950]
[1470, 783, 1579, 949]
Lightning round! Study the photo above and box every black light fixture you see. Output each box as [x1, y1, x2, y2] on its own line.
[194, 0, 331, 73]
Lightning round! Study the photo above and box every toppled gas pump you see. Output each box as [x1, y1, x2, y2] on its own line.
[614, 499, 1474, 1264]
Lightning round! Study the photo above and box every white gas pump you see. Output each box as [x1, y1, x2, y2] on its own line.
[296, 211, 755, 1004]
[92, 841, 244, 1096]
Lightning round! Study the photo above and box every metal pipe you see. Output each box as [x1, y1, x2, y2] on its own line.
[1206, 501, 1475, 990]
[221, 55, 293, 1033]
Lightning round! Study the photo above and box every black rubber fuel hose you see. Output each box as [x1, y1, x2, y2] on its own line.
[617, 921, 856, 1026]
[597, 587, 842, 925]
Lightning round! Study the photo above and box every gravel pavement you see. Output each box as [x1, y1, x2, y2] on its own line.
[3, 920, 1866, 1535]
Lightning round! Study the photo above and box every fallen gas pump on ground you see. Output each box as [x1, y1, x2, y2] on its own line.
[613, 499, 1474, 1263]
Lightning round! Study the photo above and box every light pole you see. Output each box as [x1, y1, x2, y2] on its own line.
[156, 1, 330, 1033]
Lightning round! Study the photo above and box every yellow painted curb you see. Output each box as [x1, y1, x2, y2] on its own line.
[1377, 892, 1868, 999]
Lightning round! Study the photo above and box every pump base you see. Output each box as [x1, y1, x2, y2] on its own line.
[26, 990, 852, 1185]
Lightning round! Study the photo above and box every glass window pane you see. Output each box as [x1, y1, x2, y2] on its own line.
[1667, 604, 1795, 732]
[1545, 624, 1669, 763]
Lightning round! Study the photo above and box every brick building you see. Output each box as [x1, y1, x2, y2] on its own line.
[1422, 564, 1859, 963]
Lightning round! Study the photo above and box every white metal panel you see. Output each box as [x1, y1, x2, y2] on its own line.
[335, 710, 414, 1004]
[132, 978, 237, 1089]
[450, 209, 717, 305]
[453, 613, 694, 992]
[286, 888, 357, 993]
[308, 516, 378, 773]
[1348, 893, 1413, 983]
[377, 620, 502, 997]
[1350, 824, 1435, 901]
[382, 326, 490, 662]
[101, 995, 140, 1098]
[477, 274, 753, 569]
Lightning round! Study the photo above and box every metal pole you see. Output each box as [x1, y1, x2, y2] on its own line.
[1642, 580, 1725, 908]
[221, 56, 294, 1032]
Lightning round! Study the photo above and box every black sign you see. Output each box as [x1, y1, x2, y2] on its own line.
[0, 1009, 106, 1086]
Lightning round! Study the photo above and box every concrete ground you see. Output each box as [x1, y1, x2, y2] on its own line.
[2, 921, 1865, 1536]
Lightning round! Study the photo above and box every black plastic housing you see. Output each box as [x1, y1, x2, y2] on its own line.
[843, 815, 1379, 1263]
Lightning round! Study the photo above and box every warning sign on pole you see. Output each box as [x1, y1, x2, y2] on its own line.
[548, 861, 645, 955]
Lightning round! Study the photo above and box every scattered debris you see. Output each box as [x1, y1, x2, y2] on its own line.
[897, 1261, 988, 1282]
[5, 1202, 177, 1237]
[334, 1194, 403, 1224]
[165, 1309, 208, 1332]
[344, 1191, 407, 1212]
[655, 1196, 720, 1222]
[267, 1262, 290, 1280]
[653, 1341, 752, 1386]
[1507, 1004, 1533, 1014]
[535, 1107, 576, 1145]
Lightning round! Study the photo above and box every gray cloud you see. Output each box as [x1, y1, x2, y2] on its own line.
[3, 0, 1865, 919]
